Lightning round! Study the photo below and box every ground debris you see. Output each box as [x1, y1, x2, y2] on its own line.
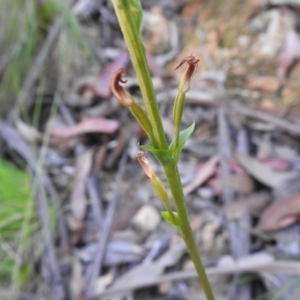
[2, 0, 300, 299]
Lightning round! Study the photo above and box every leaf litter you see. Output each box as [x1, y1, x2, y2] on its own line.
[2, 0, 300, 299]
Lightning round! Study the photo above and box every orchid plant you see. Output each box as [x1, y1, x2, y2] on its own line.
[111, 1, 215, 299]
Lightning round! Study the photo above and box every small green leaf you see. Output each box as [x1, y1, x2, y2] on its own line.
[161, 211, 179, 227]
[139, 145, 173, 165]
[169, 121, 195, 161]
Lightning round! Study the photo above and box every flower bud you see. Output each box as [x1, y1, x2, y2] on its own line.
[137, 151, 170, 206]
[111, 68, 134, 107]
[137, 151, 154, 178]
[172, 55, 199, 150]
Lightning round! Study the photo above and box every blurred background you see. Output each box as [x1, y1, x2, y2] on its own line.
[1, 0, 300, 299]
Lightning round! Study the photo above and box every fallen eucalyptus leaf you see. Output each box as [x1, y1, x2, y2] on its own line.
[235, 151, 296, 188]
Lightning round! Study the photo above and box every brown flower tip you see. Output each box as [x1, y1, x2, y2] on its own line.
[174, 55, 200, 71]
[136, 151, 154, 178]
[175, 55, 200, 93]
[111, 68, 133, 107]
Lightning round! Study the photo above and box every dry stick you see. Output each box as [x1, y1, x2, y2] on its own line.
[197, 27, 251, 300]
[0, 122, 65, 300]
[85, 149, 128, 298]
[87, 175, 104, 231]
[89, 145, 107, 226]
[232, 105, 300, 136]
[58, 102, 104, 232]
[97, 257, 300, 298]
[86, 174, 103, 232]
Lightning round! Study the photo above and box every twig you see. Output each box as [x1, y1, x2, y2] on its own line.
[97, 256, 300, 298]
[87, 174, 103, 231]
[217, 106, 234, 202]
[232, 105, 300, 136]
[85, 148, 128, 298]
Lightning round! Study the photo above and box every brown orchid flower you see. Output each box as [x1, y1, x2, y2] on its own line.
[111, 68, 133, 107]
[175, 55, 200, 93]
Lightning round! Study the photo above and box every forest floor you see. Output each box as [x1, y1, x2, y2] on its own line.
[2, 0, 300, 299]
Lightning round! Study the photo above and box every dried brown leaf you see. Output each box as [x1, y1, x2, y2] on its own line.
[242, 191, 272, 216]
[235, 151, 297, 188]
[51, 117, 119, 138]
[259, 158, 291, 171]
[228, 159, 248, 175]
[221, 174, 254, 195]
[183, 155, 219, 196]
[258, 192, 300, 232]
[209, 174, 254, 196]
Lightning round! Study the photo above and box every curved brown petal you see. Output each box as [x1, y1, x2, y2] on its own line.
[175, 55, 200, 93]
[111, 68, 133, 107]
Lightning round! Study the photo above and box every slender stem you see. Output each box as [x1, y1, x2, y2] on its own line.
[164, 163, 215, 300]
[111, 0, 168, 150]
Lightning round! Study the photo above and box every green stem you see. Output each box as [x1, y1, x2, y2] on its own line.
[111, 0, 168, 150]
[164, 163, 215, 300]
